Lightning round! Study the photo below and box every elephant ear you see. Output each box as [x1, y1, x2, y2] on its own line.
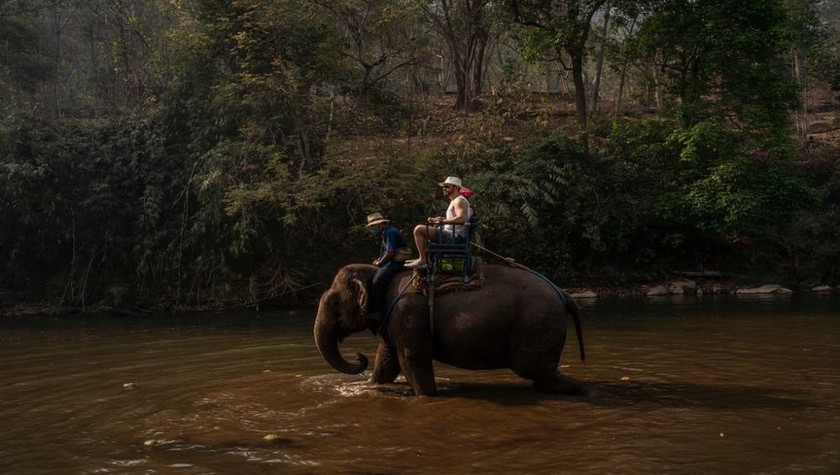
[351, 277, 369, 314]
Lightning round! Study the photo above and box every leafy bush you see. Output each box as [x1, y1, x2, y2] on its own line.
[0, 115, 187, 305]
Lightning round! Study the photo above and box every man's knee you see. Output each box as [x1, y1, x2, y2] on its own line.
[413, 225, 431, 238]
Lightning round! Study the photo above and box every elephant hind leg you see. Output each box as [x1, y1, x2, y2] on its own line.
[510, 351, 586, 395]
[371, 342, 401, 384]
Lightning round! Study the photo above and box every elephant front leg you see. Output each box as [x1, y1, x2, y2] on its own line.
[388, 302, 437, 396]
[371, 341, 401, 384]
[397, 345, 437, 396]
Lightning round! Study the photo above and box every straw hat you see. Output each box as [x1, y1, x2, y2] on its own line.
[438, 176, 462, 188]
[364, 212, 390, 227]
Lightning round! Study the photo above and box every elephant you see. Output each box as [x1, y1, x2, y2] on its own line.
[313, 263, 586, 396]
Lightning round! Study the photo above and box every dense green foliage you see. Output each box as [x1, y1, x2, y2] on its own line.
[1, 0, 839, 309]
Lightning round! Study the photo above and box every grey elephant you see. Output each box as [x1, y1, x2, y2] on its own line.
[314, 263, 585, 396]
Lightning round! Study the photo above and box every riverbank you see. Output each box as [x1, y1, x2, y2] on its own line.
[566, 279, 839, 300]
[3, 275, 837, 318]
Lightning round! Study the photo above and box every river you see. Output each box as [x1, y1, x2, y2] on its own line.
[1, 293, 838, 474]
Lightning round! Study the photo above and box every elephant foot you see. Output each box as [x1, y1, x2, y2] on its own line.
[408, 385, 438, 397]
[371, 383, 414, 397]
[533, 374, 588, 396]
[371, 369, 400, 385]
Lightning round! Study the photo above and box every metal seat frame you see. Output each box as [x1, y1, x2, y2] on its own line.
[425, 214, 479, 283]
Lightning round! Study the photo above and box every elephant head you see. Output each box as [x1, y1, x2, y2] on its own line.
[313, 264, 377, 374]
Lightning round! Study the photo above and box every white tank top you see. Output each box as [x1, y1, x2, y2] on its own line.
[446, 196, 472, 238]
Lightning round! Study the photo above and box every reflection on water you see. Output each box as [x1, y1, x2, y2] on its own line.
[1, 295, 839, 474]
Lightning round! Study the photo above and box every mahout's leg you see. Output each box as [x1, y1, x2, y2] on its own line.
[371, 340, 401, 384]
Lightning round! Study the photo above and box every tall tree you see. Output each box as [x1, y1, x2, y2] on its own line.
[314, 0, 427, 102]
[783, 0, 835, 141]
[160, 0, 355, 284]
[423, 0, 492, 110]
[603, 2, 645, 119]
[78, 0, 170, 111]
[785, 0, 817, 140]
[1, 0, 172, 117]
[0, 1, 53, 112]
[816, 0, 840, 94]
[634, 0, 797, 138]
[590, 2, 610, 112]
[507, 0, 608, 128]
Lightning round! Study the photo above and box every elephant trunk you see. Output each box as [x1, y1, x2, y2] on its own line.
[314, 298, 369, 375]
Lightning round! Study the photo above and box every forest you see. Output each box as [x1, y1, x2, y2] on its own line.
[1, 0, 839, 312]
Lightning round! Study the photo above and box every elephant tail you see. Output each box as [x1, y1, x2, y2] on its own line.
[522, 266, 586, 362]
[522, 267, 586, 362]
[564, 293, 586, 362]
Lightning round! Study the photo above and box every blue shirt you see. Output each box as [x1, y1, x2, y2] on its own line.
[380, 225, 407, 258]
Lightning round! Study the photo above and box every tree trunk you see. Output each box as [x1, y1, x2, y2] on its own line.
[591, 4, 611, 113]
[614, 60, 629, 121]
[51, 5, 64, 118]
[793, 48, 808, 141]
[470, 28, 488, 102]
[613, 14, 638, 121]
[572, 53, 588, 128]
[454, 56, 469, 110]
[425, 0, 489, 112]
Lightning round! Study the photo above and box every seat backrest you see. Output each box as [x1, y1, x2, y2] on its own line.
[430, 213, 478, 281]
[467, 212, 479, 241]
[455, 213, 477, 246]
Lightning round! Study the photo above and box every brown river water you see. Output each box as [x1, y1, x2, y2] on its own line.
[1, 294, 838, 474]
